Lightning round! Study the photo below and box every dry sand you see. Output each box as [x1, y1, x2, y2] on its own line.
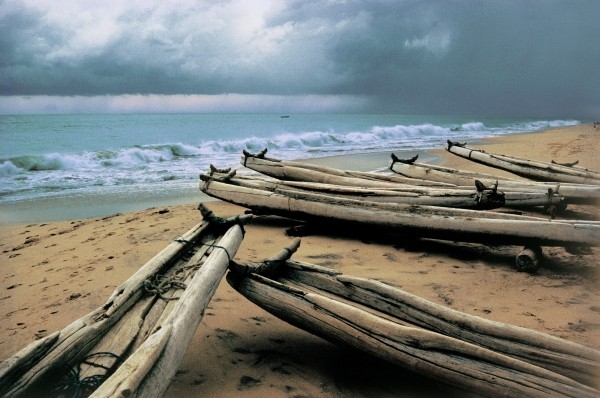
[1, 123, 599, 397]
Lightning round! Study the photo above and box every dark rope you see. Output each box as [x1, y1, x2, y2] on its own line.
[50, 352, 124, 398]
[203, 242, 232, 263]
[544, 188, 557, 219]
[144, 274, 187, 300]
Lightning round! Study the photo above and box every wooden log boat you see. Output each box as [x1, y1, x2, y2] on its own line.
[239, 151, 568, 212]
[446, 141, 600, 184]
[390, 154, 600, 205]
[202, 167, 507, 210]
[200, 176, 600, 249]
[227, 240, 600, 397]
[241, 149, 453, 188]
[0, 205, 251, 398]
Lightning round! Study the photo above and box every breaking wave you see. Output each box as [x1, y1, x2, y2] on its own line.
[0, 118, 580, 202]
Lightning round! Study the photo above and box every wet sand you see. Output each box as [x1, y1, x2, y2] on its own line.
[1, 123, 599, 397]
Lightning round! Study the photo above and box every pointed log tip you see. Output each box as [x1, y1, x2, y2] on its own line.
[228, 238, 301, 277]
[197, 203, 252, 228]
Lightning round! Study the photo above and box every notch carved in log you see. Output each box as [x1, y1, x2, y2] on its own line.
[197, 203, 252, 231]
[242, 148, 282, 166]
[390, 153, 419, 166]
[209, 164, 232, 175]
[474, 180, 505, 209]
[229, 238, 301, 276]
[446, 140, 467, 149]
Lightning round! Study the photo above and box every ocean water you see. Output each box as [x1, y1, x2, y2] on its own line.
[0, 113, 580, 223]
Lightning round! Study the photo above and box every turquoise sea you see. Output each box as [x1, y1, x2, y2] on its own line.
[0, 113, 580, 223]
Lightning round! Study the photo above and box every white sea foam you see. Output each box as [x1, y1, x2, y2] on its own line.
[0, 161, 22, 177]
[0, 117, 581, 204]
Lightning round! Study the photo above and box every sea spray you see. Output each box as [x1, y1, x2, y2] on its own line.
[0, 114, 580, 206]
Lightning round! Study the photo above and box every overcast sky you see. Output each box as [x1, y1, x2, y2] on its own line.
[1, 0, 599, 117]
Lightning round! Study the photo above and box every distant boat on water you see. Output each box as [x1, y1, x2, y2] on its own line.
[280, 115, 290, 118]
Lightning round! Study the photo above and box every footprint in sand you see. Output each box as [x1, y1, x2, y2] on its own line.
[251, 316, 266, 326]
[190, 373, 207, 386]
[215, 328, 239, 341]
[238, 375, 261, 390]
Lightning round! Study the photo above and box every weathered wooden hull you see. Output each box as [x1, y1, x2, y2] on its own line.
[241, 153, 452, 188]
[239, 154, 569, 210]
[202, 171, 508, 210]
[201, 178, 600, 247]
[446, 141, 600, 184]
[390, 157, 600, 205]
[227, 242, 600, 397]
[0, 207, 250, 398]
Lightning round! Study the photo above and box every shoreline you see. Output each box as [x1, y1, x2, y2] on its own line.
[0, 124, 574, 226]
[1, 123, 599, 397]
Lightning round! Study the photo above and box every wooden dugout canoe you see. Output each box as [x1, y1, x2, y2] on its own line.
[0, 205, 251, 398]
[241, 148, 453, 188]
[446, 141, 600, 185]
[239, 151, 567, 211]
[202, 167, 506, 210]
[200, 177, 600, 248]
[227, 240, 600, 397]
[390, 154, 600, 205]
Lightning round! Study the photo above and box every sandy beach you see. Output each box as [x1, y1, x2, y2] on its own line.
[1, 123, 599, 397]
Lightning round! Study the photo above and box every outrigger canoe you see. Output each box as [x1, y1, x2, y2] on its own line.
[446, 141, 600, 185]
[0, 205, 251, 398]
[390, 154, 600, 205]
[227, 239, 600, 397]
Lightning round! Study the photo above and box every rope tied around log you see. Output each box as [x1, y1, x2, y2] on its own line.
[202, 242, 233, 263]
[543, 186, 567, 219]
[144, 274, 188, 301]
[50, 352, 124, 398]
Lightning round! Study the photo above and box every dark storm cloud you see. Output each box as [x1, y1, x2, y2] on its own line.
[321, 1, 600, 116]
[1, 0, 599, 117]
